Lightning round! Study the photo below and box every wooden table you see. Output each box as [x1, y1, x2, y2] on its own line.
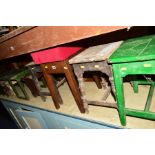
[0, 26, 128, 61]
[109, 34, 155, 126]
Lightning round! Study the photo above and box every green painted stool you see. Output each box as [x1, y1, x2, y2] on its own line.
[0, 68, 30, 100]
[109, 35, 155, 126]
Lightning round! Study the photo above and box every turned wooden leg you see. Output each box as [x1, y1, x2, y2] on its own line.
[64, 62, 85, 113]
[41, 66, 63, 109]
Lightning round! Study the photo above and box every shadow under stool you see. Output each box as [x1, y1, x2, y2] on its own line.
[31, 47, 86, 113]
[69, 41, 123, 112]
[109, 34, 155, 126]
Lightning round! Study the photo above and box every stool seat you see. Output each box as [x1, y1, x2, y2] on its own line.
[69, 41, 123, 64]
[31, 47, 82, 64]
[109, 34, 155, 63]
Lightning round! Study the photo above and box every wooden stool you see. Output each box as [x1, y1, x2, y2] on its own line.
[23, 62, 66, 102]
[0, 81, 14, 96]
[23, 64, 48, 101]
[109, 35, 155, 126]
[31, 47, 85, 113]
[0, 68, 30, 100]
[69, 41, 123, 112]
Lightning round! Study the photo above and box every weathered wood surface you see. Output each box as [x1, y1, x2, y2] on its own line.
[72, 61, 116, 112]
[69, 41, 123, 64]
[0, 26, 128, 61]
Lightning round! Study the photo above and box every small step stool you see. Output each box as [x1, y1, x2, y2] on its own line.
[69, 41, 123, 112]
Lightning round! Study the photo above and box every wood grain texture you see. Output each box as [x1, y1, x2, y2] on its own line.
[0, 26, 127, 60]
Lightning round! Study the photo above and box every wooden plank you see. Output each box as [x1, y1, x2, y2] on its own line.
[0, 26, 128, 60]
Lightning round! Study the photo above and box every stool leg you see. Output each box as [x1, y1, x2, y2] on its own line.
[74, 69, 89, 112]
[92, 75, 102, 89]
[144, 84, 155, 111]
[40, 76, 47, 88]
[17, 80, 30, 100]
[109, 76, 116, 100]
[133, 81, 139, 93]
[102, 86, 111, 100]
[42, 70, 62, 109]
[23, 77, 38, 97]
[113, 64, 126, 126]
[130, 75, 139, 93]
[29, 68, 46, 101]
[23, 77, 46, 101]
[64, 63, 85, 113]
[8, 80, 21, 98]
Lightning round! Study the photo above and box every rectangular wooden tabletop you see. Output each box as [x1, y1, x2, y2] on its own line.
[109, 34, 155, 63]
[0, 26, 128, 61]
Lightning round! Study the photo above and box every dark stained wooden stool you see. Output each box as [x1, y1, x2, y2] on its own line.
[69, 41, 123, 112]
[31, 47, 85, 113]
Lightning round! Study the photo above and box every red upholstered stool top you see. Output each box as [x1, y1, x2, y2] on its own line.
[31, 47, 82, 64]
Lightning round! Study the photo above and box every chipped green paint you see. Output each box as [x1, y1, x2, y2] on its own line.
[109, 34, 155, 63]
